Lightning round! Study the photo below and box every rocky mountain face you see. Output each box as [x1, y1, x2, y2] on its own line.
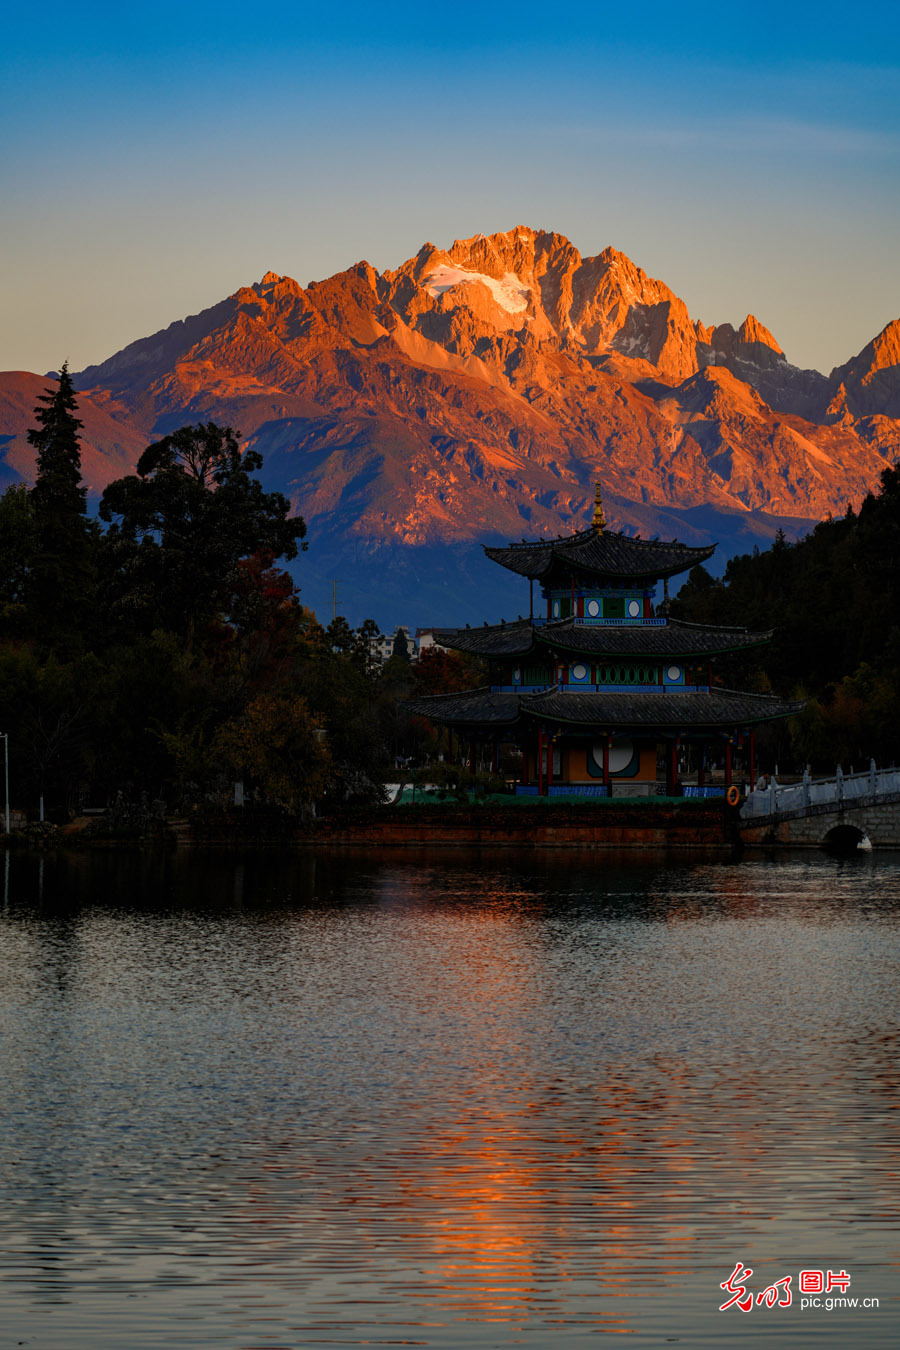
[2, 227, 898, 626]
[827, 319, 900, 421]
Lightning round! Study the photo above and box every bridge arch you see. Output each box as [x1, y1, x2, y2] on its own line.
[822, 823, 868, 853]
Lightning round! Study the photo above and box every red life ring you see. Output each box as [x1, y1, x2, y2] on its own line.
[726, 785, 740, 806]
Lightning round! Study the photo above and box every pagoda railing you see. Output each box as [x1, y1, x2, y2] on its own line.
[578, 616, 668, 626]
[533, 617, 667, 627]
[491, 683, 711, 694]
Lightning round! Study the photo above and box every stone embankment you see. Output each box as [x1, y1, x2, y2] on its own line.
[5, 802, 739, 850]
[300, 801, 734, 850]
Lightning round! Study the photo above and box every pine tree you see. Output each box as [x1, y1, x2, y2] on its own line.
[29, 363, 85, 515]
[391, 627, 411, 662]
[26, 363, 94, 644]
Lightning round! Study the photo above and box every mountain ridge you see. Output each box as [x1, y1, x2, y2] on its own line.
[2, 225, 898, 626]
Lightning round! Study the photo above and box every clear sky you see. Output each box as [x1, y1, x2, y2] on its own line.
[3, 1, 898, 377]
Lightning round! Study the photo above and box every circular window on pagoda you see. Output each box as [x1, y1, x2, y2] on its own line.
[666, 665, 683, 683]
[572, 663, 588, 681]
[627, 599, 641, 618]
[587, 599, 600, 617]
[591, 738, 635, 774]
[553, 600, 561, 618]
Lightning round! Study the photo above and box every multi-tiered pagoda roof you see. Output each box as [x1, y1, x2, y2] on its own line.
[405, 491, 800, 795]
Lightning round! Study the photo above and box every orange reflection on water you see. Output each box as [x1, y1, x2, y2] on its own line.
[232, 869, 900, 1330]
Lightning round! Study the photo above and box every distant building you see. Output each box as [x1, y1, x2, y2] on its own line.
[415, 627, 454, 655]
[369, 626, 418, 663]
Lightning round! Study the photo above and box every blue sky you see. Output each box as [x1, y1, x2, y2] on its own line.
[3, 1, 899, 376]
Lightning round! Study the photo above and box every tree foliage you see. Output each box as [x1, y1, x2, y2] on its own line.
[671, 463, 900, 768]
[28, 362, 86, 517]
[0, 485, 37, 622]
[24, 363, 95, 643]
[212, 693, 332, 810]
[1, 382, 460, 822]
[98, 422, 306, 641]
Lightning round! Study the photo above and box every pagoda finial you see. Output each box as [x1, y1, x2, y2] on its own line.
[593, 481, 606, 531]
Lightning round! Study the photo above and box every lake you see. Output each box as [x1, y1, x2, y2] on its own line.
[1, 845, 898, 1347]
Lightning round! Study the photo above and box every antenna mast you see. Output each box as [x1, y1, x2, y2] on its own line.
[329, 579, 344, 623]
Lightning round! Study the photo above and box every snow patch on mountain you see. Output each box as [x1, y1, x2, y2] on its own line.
[424, 264, 530, 314]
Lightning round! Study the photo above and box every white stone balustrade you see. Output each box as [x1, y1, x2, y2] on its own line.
[741, 761, 900, 820]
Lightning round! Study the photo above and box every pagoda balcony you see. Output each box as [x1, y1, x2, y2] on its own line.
[491, 683, 713, 694]
[532, 616, 669, 627]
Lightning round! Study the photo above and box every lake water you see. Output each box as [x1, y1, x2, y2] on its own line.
[1, 846, 899, 1348]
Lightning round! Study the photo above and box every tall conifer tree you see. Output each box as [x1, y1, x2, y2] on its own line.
[26, 362, 94, 643]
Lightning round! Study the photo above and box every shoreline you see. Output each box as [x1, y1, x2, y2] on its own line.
[6, 799, 743, 851]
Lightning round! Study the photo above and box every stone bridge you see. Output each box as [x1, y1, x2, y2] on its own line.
[739, 763, 900, 848]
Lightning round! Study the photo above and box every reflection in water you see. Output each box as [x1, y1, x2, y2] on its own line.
[0, 846, 898, 1347]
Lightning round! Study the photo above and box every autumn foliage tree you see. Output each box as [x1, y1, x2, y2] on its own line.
[211, 693, 333, 811]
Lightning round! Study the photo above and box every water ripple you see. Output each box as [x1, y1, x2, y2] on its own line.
[0, 846, 898, 1346]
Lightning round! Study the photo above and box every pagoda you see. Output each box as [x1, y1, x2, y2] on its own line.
[405, 488, 802, 797]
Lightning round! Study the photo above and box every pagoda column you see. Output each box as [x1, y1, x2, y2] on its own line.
[725, 738, 733, 788]
[698, 741, 706, 789]
[537, 726, 544, 796]
[667, 740, 678, 796]
[492, 740, 499, 775]
[468, 739, 476, 775]
[748, 729, 756, 786]
[602, 732, 611, 796]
